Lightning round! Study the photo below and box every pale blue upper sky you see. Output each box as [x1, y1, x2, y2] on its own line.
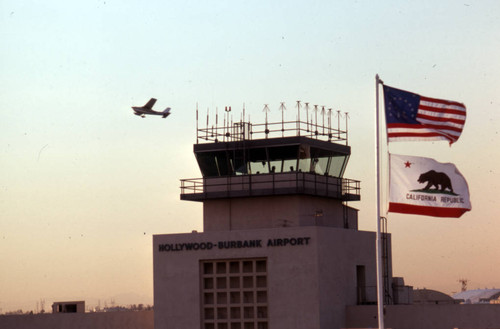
[1, 0, 499, 312]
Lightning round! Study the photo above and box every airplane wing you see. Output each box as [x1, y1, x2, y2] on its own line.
[143, 98, 157, 109]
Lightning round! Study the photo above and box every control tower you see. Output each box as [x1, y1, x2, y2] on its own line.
[154, 104, 393, 329]
[181, 107, 360, 231]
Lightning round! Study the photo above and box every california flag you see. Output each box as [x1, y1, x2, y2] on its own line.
[389, 154, 471, 218]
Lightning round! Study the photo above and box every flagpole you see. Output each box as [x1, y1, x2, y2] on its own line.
[375, 74, 385, 329]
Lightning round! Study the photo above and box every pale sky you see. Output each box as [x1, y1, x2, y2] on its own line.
[1, 0, 500, 313]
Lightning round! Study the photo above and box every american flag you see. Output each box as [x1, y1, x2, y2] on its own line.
[383, 85, 466, 144]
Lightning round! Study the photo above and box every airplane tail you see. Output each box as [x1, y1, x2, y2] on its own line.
[162, 107, 171, 118]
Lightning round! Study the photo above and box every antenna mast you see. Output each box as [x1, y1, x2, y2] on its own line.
[337, 110, 341, 140]
[313, 105, 319, 136]
[345, 112, 350, 145]
[305, 102, 310, 133]
[196, 103, 199, 144]
[263, 104, 270, 137]
[280, 102, 286, 137]
[296, 100, 301, 136]
[206, 107, 209, 141]
[321, 106, 326, 136]
[458, 278, 469, 292]
[224, 106, 231, 141]
[327, 108, 332, 141]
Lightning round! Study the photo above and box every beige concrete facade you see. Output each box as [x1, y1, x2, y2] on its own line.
[203, 195, 358, 231]
[153, 226, 386, 329]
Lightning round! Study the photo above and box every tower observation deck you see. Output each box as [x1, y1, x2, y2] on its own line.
[180, 105, 360, 203]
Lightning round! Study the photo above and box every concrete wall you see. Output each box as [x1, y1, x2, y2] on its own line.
[154, 226, 379, 329]
[203, 195, 357, 231]
[346, 304, 500, 329]
[154, 227, 321, 329]
[52, 301, 85, 313]
[0, 310, 153, 329]
[316, 229, 385, 329]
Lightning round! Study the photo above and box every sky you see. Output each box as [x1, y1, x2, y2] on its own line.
[1, 0, 500, 313]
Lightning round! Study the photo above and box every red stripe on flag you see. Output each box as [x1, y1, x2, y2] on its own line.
[387, 124, 456, 140]
[418, 104, 466, 116]
[387, 133, 456, 142]
[416, 113, 465, 125]
[387, 123, 430, 129]
[388, 132, 448, 138]
[420, 96, 466, 108]
[387, 123, 456, 137]
[388, 202, 470, 218]
[416, 122, 464, 133]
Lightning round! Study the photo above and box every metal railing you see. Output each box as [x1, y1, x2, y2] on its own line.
[180, 172, 360, 201]
[197, 119, 348, 145]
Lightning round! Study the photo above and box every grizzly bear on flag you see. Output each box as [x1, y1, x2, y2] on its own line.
[417, 170, 454, 193]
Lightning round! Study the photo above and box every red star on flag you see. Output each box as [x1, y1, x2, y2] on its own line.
[404, 161, 412, 168]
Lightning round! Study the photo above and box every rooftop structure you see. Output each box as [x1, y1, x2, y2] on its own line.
[453, 289, 500, 304]
[182, 105, 360, 205]
[412, 289, 458, 305]
[51, 301, 85, 313]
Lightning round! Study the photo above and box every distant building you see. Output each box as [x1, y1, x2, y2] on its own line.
[51, 301, 85, 313]
[453, 289, 500, 304]
[413, 288, 459, 305]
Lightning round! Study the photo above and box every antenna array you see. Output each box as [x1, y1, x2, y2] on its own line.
[196, 101, 349, 145]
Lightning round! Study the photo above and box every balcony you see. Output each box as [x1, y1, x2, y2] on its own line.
[180, 172, 360, 202]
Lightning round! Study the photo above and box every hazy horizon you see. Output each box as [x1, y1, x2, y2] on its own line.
[2, 0, 500, 313]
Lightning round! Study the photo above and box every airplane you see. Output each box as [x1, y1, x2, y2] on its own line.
[132, 98, 171, 118]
